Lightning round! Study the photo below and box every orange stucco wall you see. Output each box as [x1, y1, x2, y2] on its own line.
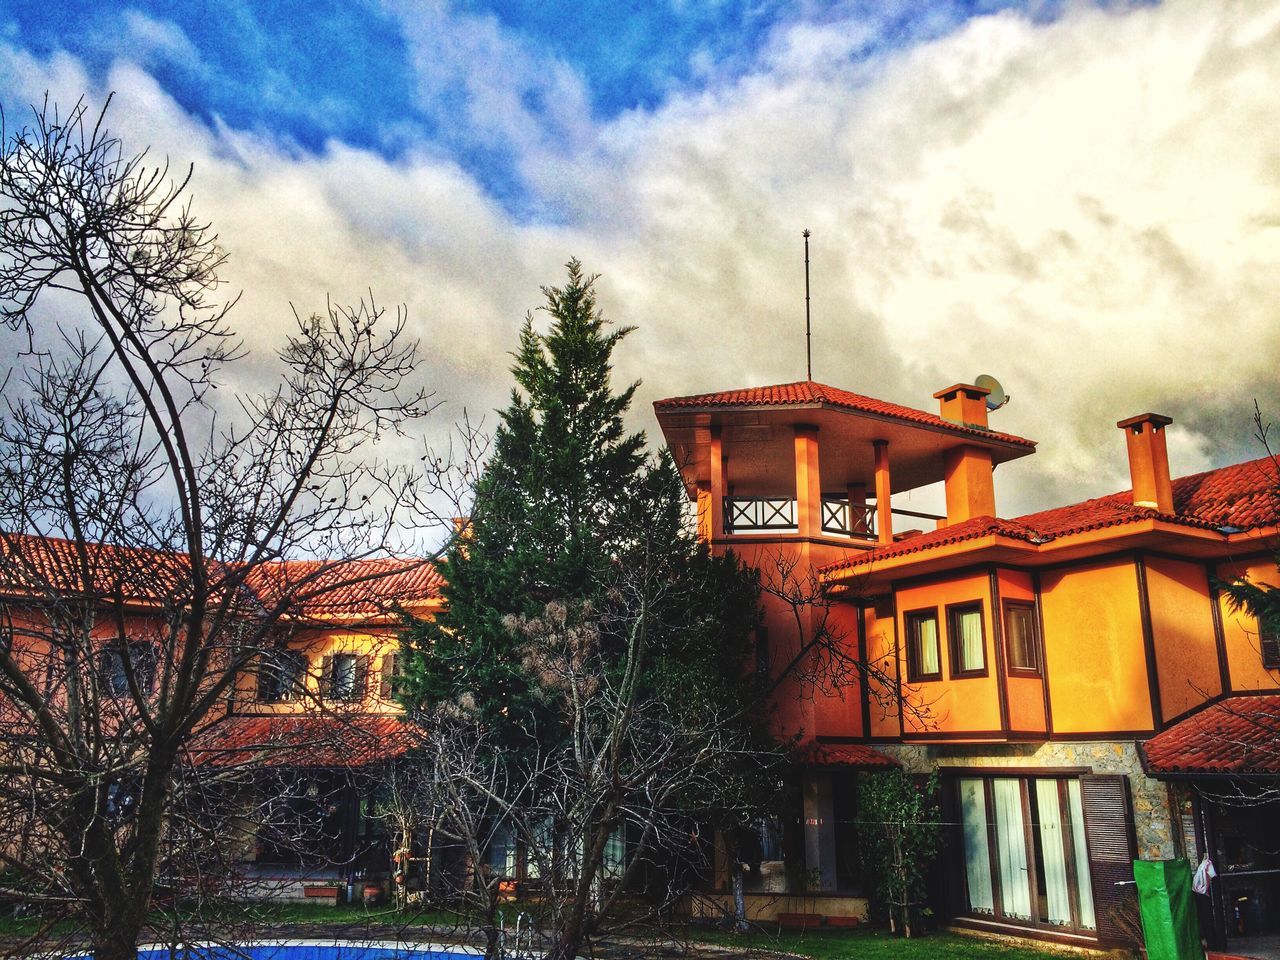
[1144, 556, 1221, 722]
[894, 572, 1001, 736]
[1040, 558, 1154, 733]
[1215, 556, 1280, 693]
[719, 538, 870, 741]
[863, 597, 900, 738]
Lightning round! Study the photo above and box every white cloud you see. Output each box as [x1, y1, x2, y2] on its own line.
[3, 0, 1280, 524]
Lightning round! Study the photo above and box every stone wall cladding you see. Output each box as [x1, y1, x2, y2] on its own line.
[874, 739, 1178, 860]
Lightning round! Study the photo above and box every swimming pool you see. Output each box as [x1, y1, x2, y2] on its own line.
[134, 941, 483, 960]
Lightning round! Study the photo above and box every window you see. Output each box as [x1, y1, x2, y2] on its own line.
[100, 642, 156, 696]
[956, 775, 1097, 934]
[947, 603, 987, 677]
[1262, 623, 1280, 669]
[1004, 601, 1041, 676]
[258, 650, 308, 702]
[325, 653, 366, 701]
[905, 609, 941, 681]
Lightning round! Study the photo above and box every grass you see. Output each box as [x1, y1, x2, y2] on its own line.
[674, 924, 1074, 960]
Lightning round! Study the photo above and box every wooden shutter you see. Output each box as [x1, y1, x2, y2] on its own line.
[320, 656, 333, 700]
[354, 655, 370, 700]
[380, 653, 396, 699]
[1080, 774, 1139, 946]
[256, 655, 273, 702]
[1261, 627, 1280, 668]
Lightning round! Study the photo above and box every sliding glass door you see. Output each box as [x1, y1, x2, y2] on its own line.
[956, 775, 1096, 935]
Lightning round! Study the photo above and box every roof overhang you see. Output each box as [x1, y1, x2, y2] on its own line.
[656, 402, 1035, 499]
[824, 521, 1280, 594]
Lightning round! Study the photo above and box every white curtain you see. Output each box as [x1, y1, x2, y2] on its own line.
[1035, 780, 1072, 926]
[917, 617, 940, 674]
[993, 779, 1031, 919]
[959, 778, 995, 914]
[959, 608, 984, 671]
[1067, 781, 1097, 930]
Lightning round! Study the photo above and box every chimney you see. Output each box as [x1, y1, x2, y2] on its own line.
[933, 383, 990, 430]
[934, 383, 996, 524]
[1116, 413, 1174, 513]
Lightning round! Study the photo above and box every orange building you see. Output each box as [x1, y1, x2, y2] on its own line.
[0, 536, 441, 905]
[655, 380, 1280, 953]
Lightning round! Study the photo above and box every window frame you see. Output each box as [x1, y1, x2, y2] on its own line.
[326, 652, 364, 702]
[1003, 599, 1042, 678]
[258, 649, 309, 703]
[904, 607, 942, 682]
[946, 600, 988, 679]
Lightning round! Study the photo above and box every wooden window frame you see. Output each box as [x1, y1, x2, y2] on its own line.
[904, 607, 942, 682]
[946, 601, 988, 679]
[953, 774, 1102, 939]
[1003, 599, 1042, 678]
[324, 652, 367, 702]
[258, 649, 309, 703]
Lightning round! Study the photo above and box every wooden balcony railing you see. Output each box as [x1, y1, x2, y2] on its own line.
[723, 497, 943, 539]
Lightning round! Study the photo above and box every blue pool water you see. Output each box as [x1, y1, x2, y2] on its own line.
[136, 944, 479, 960]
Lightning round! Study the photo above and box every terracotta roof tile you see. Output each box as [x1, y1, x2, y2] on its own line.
[247, 558, 443, 618]
[822, 455, 1280, 574]
[654, 380, 1035, 449]
[0, 532, 441, 616]
[796, 741, 898, 769]
[1141, 695, 1280, 776]
[190, 714, 424, 768]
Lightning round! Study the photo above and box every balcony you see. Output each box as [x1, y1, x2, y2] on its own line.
[723, 496, 941, 539]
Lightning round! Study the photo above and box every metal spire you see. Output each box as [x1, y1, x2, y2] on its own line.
[803, 229, 812, 381]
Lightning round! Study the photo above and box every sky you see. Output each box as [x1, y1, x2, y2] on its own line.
[1, 0, 1278, 520]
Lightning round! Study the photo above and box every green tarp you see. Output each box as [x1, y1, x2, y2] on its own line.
[1134, 858, 1204, 960]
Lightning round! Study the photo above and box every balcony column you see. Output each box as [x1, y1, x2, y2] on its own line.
[709, 427, 727, 539]
[794, 424, 821, 538]
[696, 482, 712, 541]
[847, 482, 869, 536]
[873, 440, 893, 545]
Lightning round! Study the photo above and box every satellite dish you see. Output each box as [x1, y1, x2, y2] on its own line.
[975, 374, 1009, 412]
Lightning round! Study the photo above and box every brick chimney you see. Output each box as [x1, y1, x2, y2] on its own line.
[1116, 413, 1174, 513]
[934, 384, 996, 524]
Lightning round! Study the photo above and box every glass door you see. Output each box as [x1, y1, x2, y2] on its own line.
[956, 775, 1096, 935]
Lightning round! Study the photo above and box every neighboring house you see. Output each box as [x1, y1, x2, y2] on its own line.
[654, 380, 1280, 953]
[0, 534, 440, 905]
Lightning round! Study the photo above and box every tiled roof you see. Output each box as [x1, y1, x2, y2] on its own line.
[189, 714, 424, 768]
[1141, 695, 1280, 776]
[0, 532, 441, 616]
[654, 381, 1035, 448]
[796, 741, 898, 769]
[248, 557, 443, 617]
[823, 455, 1280, 574]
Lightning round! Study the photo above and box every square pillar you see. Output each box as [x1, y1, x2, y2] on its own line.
[709, 427, 727, 538]
[794, 424, 821, 538]
[873, 440, 893, 545]
[802, 770, 837, 892]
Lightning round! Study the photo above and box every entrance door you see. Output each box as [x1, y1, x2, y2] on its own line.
[956, 775, 1097, 936]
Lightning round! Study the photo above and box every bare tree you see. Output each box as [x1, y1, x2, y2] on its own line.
[0, 95, 450, 958]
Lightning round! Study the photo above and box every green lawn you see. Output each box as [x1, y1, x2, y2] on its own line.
[683, 926, 1072, 960]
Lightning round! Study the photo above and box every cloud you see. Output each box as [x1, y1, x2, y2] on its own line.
[2, 0, 1280, 526]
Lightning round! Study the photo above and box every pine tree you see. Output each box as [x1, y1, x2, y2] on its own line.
[400, 260, 761, 745]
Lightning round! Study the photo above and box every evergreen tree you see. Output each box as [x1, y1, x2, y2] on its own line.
[400, 260, 762, 744]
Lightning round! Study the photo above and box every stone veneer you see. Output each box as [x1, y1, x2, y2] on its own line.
[875, 739, 1180, 861]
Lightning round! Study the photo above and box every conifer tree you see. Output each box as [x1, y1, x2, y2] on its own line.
[400, 260, 761, 744]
